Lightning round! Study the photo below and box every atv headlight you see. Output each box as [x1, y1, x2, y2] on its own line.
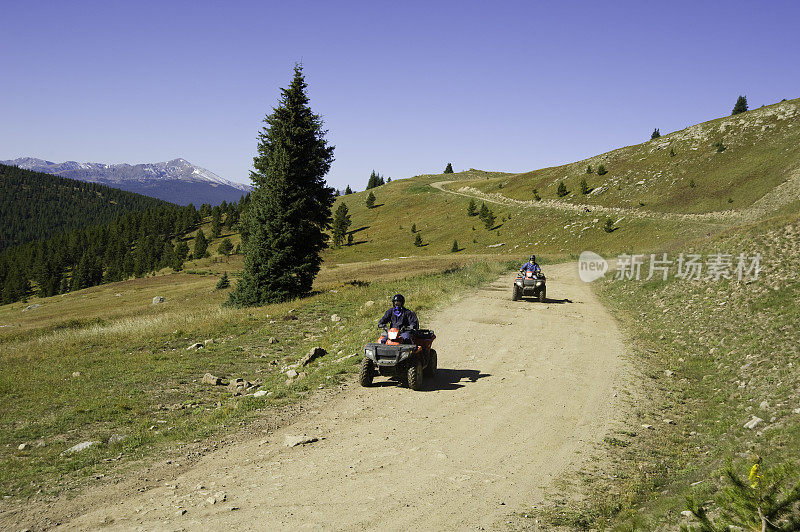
[365, 347, 375, 357]
[536, 281, 543, 286]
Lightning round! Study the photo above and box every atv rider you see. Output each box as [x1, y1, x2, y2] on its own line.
[378, 294, 419, 344]
[520, 254, 541, 275]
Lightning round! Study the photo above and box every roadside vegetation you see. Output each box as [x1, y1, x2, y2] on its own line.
[527, 211, 800, 528]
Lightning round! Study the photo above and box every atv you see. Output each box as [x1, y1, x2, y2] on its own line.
[359, 327, 437, 391]
[512, 269, 546, 302]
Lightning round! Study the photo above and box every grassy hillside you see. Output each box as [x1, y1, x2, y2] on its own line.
[528, 211, 800, 529]
[450, 98, 800, 215]
[0, 164, 173, 252]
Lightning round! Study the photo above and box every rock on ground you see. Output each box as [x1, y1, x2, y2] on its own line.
[284, 435, 319, 447]
[62, 441, 100, 455]
[300, 347, 327, 366]
[202, 373, 222, 385]
[744, 416, 763, 429]
[152, 296, 165, 304]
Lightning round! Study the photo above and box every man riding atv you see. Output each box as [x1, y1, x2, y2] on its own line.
[360, 294, 436, 390]
[513, 255, 546, 302]
[378, 294, 419, 344]
[520, 254, 541, 275]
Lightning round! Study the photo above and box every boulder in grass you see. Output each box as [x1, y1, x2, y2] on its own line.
[202, 373, 222, 385]
[62, 441, 100, 455]
[300, 347, 327, 366]
[152, 296, 165, 304]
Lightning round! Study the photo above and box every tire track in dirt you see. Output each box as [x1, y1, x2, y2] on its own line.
[51, 263, 630, 531]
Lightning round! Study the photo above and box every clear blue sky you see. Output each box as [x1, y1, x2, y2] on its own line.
[2, 0, 798, 190]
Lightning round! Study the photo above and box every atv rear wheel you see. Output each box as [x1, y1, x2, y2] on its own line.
[538, 288, 546, 303]
[512, 285, 521, 301]
[359, 357, 374, 387]
[407, 361, 423, 391]
[424, 349, 437, 377]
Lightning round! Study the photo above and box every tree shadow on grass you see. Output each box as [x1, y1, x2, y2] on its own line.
[489, 223, 504, 231]
[347, 226, 370, 235]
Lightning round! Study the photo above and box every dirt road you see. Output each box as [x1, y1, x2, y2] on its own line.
[56, 263, 629, 530]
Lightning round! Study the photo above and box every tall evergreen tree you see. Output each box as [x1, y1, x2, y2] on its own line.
[467, 198, 477, 216]
[345, 185, 353, 195]
[365, 191, 376, 209]
[217, 237, 234, 256]
[651, 128, 661, 139]
[444, 162, 454, 174]
[332, 203, 351, 248]
[211, 206, 222, 238]
[732, 95, 748, 115]
[228, 64, 335, 306]
[194, 229, 209, 259]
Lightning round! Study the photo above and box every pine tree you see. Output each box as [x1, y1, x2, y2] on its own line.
[414, 233, 423, 247]
[345, 185, 352, 195]
[444, 163, 454, 174]
[478, 202, 489, 221]
[175, 241, 189, 261]
[194, 229, 209, 259]
[451, 239, 459, 252]
[557, 182, 569, 197]
[603, 217, 615, 233]
[216, 272, 230, 289]
[211, 206, 222, 238]
[366, 170, 379, 189]
[228, 64, 335, 306]
[732, 95, 748, 115]
[331, 202, 351, 247]
[483, 209, 496, 229]
[580, 178, 591, 195]
[596, 164, 608, 176]
[651, 128, 661, 139]
[467, 198, 477, 216]
[586, 165, 593, 174]
[410, 223, 416, 233]
[366, 191, 376, 209]
[347, 233, 353, 246]
[533, 188, 541, 201]
[217, 237, 233, 256]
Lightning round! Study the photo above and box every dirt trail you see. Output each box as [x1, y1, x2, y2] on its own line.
[430, 180, 744, 225]
[52, 263, 628, 530]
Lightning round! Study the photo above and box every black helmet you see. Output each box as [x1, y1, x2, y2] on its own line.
[529, 254, 536, 262]
[392, 294, 405, 307]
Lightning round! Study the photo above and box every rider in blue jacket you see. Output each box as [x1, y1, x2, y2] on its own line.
[378, 294, 419, 344]
[520, 254, 541, 274]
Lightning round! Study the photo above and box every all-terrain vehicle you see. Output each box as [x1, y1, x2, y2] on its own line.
[359, 327, 437, 391]
[512, 269, 546, 302]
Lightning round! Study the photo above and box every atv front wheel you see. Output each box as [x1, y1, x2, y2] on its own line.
[512, 285, 521, 301]
[407, 361, 423, 391]
[359, 357, 374, 387]
[538, 288, 546, 303]
[424, 349, 437, 377]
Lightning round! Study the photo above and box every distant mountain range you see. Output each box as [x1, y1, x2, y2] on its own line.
[1, 157, 251, 206]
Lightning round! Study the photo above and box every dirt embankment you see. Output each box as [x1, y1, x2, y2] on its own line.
[9, 263, 630, 531]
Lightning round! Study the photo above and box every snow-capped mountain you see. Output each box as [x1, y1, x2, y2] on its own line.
[1, 157, 251, 206]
